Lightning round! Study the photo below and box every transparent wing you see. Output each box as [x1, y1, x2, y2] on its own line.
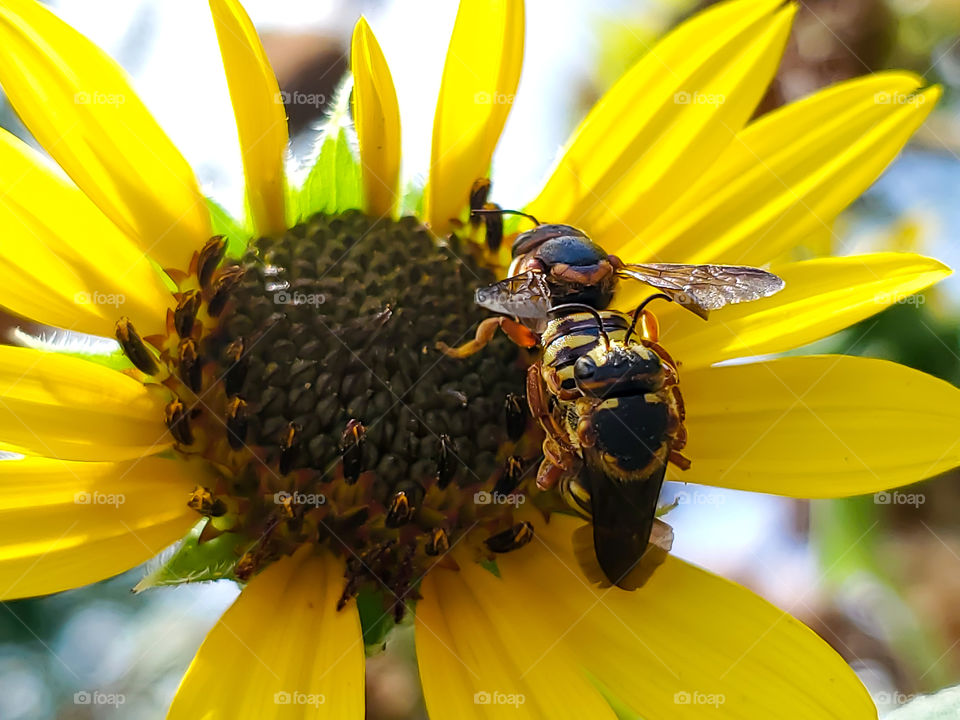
[618, 263, 785, 319]
[474, 271, 552, 326]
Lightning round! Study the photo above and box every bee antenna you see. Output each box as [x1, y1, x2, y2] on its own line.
[548, 303, 610, 349]
[471, 208, 541, 227]
[625, 294, 673, 342]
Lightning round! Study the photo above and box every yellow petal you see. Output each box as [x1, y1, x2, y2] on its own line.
[0, 127, 173, 337]
[622, 74, 938, 265]
[642, 253, 950, 369]
[0, 0, 211, 271]
[527, 0, 791, 249]
[417, 554, 618, 719]
[351, 17, 401, 218]
[425, 0, 524, 234]
[435, 514, 874, 719]
[168, 548, 364, 720]
[209, 0, 289, 236]
[0, 346, 171, 461]
[0, 454, 202, 600]
[674, 355, 960, 496]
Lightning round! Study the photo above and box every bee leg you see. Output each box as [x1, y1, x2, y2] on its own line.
[436, 317, 499, 358]
[664, 383, 689, 457]
[669, 450, 691, 470]
[526, 363, 557, 433]
[670, 417, 688, 451]
[499, 317, 539, 348]
[525, 364, 580, 491]
[527, 364, 577, 451]
[543, 364, 578, 401]
[639, 309, 659, 342]
[536, 437, 576, 491]
[436, 317, 537, 359]
[669, 382, 686, 421]
[536, 458, 564, 491]
[644, 339, 681, 373]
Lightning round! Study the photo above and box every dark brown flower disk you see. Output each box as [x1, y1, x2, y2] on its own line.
[205, 211, 527, 505]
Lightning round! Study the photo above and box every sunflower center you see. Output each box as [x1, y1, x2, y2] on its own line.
[137, 211, 546, 619]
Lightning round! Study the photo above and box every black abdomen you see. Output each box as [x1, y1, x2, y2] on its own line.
[591, 395, 669, 473]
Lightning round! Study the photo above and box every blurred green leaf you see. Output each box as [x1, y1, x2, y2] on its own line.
[292, 77, 363, 222]
[812, 497, 952, 690]
[207, 197, 251, 259]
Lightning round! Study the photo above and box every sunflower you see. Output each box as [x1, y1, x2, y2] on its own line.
[0, 0, 958, 717]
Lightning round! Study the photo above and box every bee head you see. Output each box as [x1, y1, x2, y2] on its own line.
[509, 224, 617, 309]
[573, 343, 663, 398]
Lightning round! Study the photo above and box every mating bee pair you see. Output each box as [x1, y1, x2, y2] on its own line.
[443, 206, 784, 588]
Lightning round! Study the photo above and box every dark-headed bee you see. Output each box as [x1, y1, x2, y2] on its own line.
[476, 218, 785, 326]
[442, 213, 784, 588]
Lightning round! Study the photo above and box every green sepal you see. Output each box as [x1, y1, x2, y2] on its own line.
[584, 671, 641, 720]
[207, 197, 251, 259]
[479, 558, 501, 577]
[291, 76, 363, 222]
[357, 587, 402, 657]
[133, 520, 247, 592]
[60, 345, 133, 372]
[70, 347, 134, 372]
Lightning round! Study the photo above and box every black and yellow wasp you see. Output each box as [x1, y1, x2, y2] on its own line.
[443, 217, 784, 588]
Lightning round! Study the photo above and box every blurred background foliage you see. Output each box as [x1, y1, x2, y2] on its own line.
[3, 0, 960, 717]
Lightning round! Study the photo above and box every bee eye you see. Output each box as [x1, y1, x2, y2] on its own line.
[573, 356, 597, 381]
